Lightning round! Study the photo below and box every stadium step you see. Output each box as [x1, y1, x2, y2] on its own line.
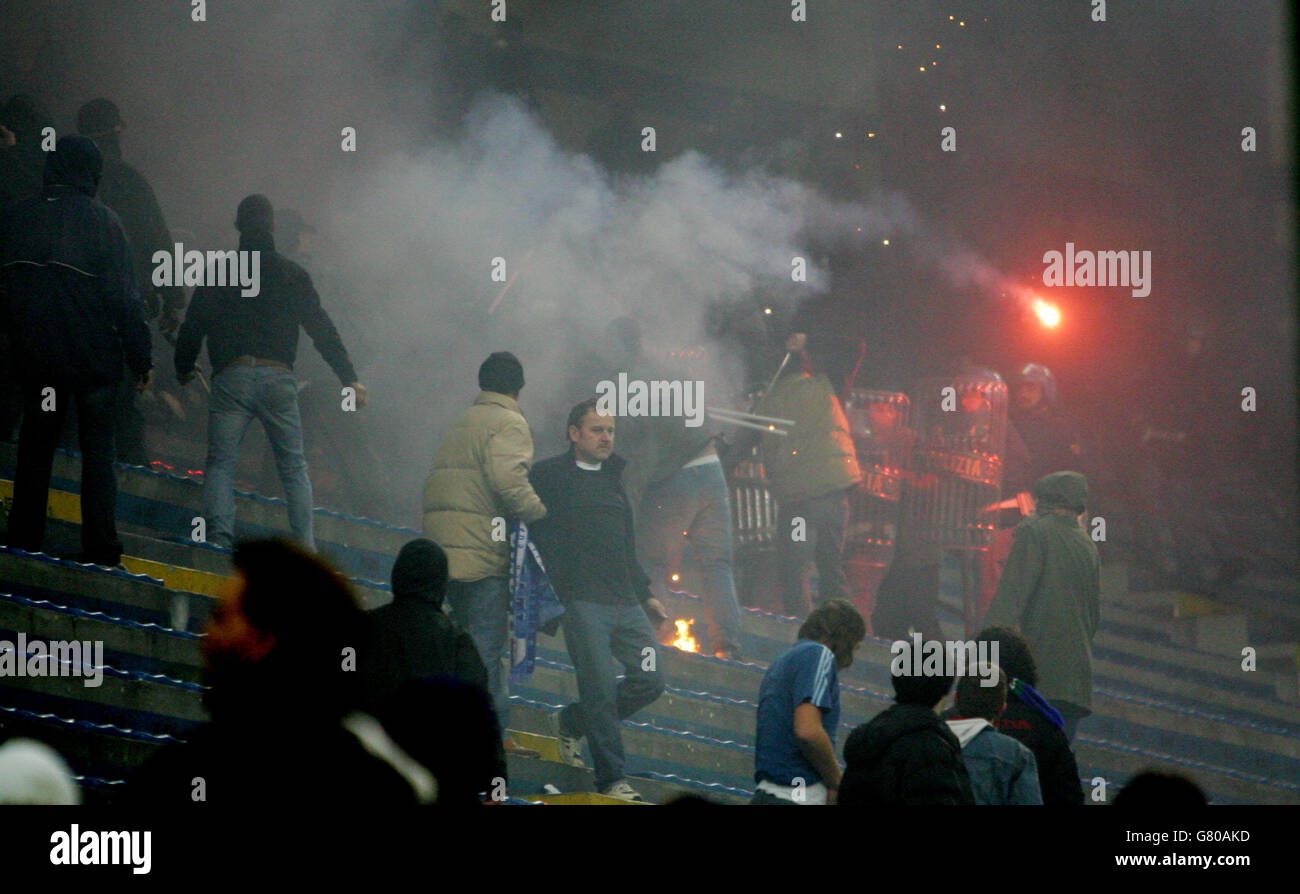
[4, 447, 1299, 803]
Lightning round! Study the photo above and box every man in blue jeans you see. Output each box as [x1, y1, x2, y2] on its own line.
[529, 398, 670, 802]
[175, 195, 367, 551]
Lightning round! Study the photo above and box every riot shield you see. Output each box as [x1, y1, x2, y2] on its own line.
[729, 455, 779, 548]
[842, 389, 912, 554]
[902, 372, 1008, 552]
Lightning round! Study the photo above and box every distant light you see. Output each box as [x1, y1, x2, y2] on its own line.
[882, 239, 891, 246]
[949, 14, 955, 20]
[834, 131, 842, 138]
[867, 132, 876, 138]
[936, 43, 942, 49]
[763, 306, 773, 315]
[932, 61, 938, 66]
[960, 20, 966, 26]
[939, 104, 947, 111]
[1034, 299, 1061, 328]
[897, 44, 903, 49]
[919, 66, 926, 71]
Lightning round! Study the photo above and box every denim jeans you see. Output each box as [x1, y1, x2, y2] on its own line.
[445, 575, 512, 730]
[777, 489, 850, 618]
[558, 600, 666, 790]
[202, 365, 314, 550]
[7, 381, 121, 563]
[637, 461, 743, 652]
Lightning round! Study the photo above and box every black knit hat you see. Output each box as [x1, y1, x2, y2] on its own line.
[478, 351, 525, 395]
[76, 97, 122, 137]
[391, 539, 449, 604]
[235, 194, 274, 235]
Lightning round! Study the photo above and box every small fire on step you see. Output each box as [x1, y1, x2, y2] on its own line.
[672, 618, 698, 653]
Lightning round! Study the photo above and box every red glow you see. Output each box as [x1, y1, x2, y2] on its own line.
[1034, 299, 1061, 328]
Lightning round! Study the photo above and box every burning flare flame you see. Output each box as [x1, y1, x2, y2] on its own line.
[672, 619, 699, 653]
[1033, 299, 1061, 328]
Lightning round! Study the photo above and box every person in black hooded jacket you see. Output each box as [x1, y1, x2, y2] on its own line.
[361, 538, 490, 703]
[360, 537, 508, 804]
[0, 134, 151, 566]
[838, 668, 975, 805]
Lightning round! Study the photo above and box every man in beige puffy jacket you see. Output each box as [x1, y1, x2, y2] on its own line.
[423, 352, 546, 756]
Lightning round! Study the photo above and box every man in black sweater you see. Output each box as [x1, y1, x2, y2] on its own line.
[838, 666, 975, 805]
[175, 194, 367, 551]
[528, 398, 669, 802]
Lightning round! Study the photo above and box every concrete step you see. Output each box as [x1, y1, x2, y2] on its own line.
[0, 547, 210, 633]
[506, 698, 753, 793]
[0, 453, 414, 581]
[0, 591, 202, 681]
[1074, 736, 1300, 805]
[9, 557, 1297, 795]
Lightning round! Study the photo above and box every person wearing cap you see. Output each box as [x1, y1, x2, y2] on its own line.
[0, 135, 151, 567]
[175, 194, 368, 552]
[981, 471, 1101, 742]
[422, 351, 547, 758]
[979, 363, 1084, 619]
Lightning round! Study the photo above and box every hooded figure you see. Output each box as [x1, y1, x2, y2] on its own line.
[359, 538, 506, 802]
[360, 538, 493, 711]
[1, 132, 149, 389]
[76, 98, 184, 327]
[981, 472, 1100, 738]
[1, 135, 149, 379]
[0, 94, 53, 209]
[1, 134, 151, 565]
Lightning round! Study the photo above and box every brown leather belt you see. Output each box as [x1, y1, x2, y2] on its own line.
[230, 355, 291, 370]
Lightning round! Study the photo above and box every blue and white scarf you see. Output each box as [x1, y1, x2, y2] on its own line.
[508, 521, 565, 685]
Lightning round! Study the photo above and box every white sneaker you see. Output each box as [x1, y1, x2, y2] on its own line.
[546, 711, 586, 768]
[601, 779, 647, 803]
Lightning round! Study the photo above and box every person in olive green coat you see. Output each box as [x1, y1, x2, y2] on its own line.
[758, 333, 863, 618]
[981, 471, 1100, 741]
